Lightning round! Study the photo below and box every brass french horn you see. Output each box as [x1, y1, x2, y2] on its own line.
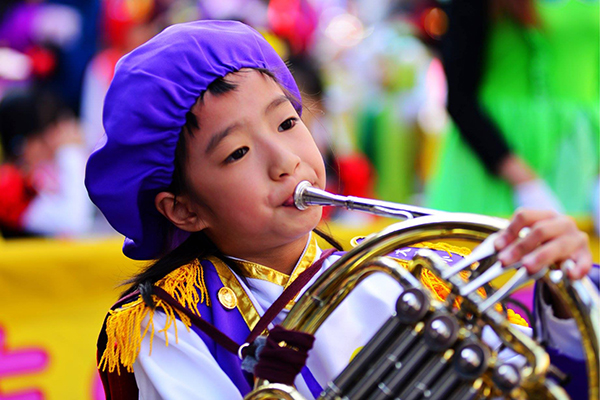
[245, 182, 599, 400]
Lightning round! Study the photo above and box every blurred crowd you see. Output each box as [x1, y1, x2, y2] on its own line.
[0, 0, 597, 240]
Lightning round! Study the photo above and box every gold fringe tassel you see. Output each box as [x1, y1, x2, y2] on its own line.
[98, 296, 193, 374]
[159, 258, 211, 314]
[99, 260, 210, 374]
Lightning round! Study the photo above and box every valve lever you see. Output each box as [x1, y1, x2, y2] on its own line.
[477, 266, 547, 313]
[458, 260, 516, 297]
[441, 233, 500, 280]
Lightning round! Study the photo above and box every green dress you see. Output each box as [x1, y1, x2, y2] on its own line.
[427, 0, 599, 217]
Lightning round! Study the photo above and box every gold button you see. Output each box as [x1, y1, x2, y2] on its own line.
[218, 287, 237, 310]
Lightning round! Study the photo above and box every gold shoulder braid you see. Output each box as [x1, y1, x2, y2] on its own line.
[98, 259, 210, 374]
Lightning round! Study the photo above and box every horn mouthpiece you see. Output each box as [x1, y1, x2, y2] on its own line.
[294, 181, 313, 210]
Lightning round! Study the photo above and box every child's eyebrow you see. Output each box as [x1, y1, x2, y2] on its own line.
[204, 95, 291, 155]
[205, 122, 240, 155]
[264, 95, 290, 115]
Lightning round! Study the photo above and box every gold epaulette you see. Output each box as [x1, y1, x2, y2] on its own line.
[98, 259, 210, 374]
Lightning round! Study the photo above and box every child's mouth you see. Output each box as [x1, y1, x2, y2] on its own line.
[282, 196, 295, 207]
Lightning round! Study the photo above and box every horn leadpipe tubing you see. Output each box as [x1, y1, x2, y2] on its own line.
[294, 181, 444, 220]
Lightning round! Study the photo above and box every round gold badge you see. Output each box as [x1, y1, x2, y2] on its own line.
[218, 287, 238, 310]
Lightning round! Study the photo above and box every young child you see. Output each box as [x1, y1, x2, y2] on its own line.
[0, 88, 93, 237]
[85, 20, 593, 399]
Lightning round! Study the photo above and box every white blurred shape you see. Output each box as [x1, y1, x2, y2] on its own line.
[514, 179, 565, 214]
[33, 4, 82, 48]
[0, 48, 32, 81]
[324, 13, 365, 47]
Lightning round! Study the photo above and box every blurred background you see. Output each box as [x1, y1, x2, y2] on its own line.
[0, 0, 597, 398]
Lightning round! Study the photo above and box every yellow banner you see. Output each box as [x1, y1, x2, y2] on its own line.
[0, 237, 140, 400]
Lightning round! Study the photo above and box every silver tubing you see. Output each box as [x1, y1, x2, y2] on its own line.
[293, 180, 443, 220]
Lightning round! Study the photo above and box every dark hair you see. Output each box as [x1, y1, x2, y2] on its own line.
[123, 69, 342, 306]
[0, 88, 66, 161]
[287, 55, 324, 102]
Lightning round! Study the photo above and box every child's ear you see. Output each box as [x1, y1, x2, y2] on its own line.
[155, 191, 208, 232]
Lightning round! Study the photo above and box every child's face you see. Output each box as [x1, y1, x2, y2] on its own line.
[182, 70, 326, 258]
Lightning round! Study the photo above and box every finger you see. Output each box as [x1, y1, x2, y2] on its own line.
[498, 215, 575, 266]
[495, 208, 558, 251]
[519, 231, 588, 275]
[567, 248, 593, 280]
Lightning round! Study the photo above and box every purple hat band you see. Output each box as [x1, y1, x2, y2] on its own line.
[85, 20, 302, 260]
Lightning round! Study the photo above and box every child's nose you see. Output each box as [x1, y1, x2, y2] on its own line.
[267, 142, 301, 180]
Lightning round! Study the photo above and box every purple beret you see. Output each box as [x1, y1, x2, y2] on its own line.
[85, 20, 302, 260]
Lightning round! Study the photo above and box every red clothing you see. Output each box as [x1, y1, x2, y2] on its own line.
[0, 164, 36, 230]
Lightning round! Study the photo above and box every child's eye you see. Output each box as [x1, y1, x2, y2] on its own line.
[278, 117, 298, 132]
[225, 147, 248, 163]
